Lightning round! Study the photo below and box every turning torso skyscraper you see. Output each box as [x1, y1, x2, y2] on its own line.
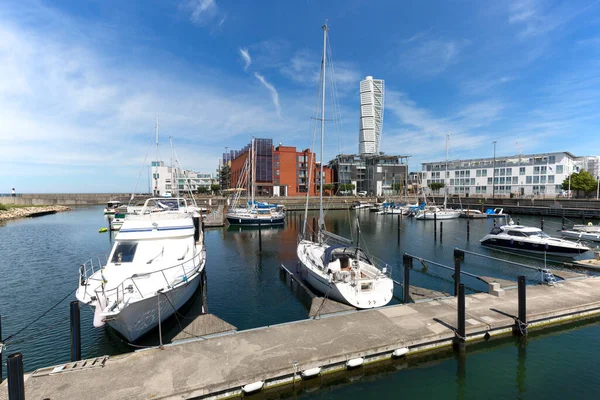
[358, 76, 385, 155]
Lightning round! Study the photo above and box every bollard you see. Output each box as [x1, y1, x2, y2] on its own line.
[516, 275, 527, 336]
[7, 353, 25, 400]
[541, 217, 544, 231]
[434, 212, 437, 241]
[258, 219, 262, 252]
[440, 221, 443, 242]
[561, 216, 565, 231]
[581, 213, 585, 225]
[517, 217, 520, 225]
[402, 254, 412, 304]
[312, 217, 317, 243]
[466, 218, 470, 241]
[70, 301, 81, 362]
[454, 249, 464, 296]
[454, 284, 466, 353]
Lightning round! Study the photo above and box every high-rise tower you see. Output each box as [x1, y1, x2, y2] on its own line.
[359, 76, 385, 155]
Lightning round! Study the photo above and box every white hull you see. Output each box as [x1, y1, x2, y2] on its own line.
[416, 210, 461, 220]
[297, 240, 393, 309]
[561, 230, 600, 242]
[106, 271, 202, 342]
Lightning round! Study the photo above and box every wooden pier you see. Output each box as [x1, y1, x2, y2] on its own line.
[5, 274, 600, 399]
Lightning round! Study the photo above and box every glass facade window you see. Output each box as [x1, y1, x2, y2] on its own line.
[494, 177, 499, 184]
[526, 176, 532, 184]
[482, 169, 487, 177]
[541, 176, 546, 184]
[533, 176, 540, 184]
[500, 177, 505, 184]
[500, 168, 505, 176]
[549, 155, 555, 164]
[506, 168, 512, 176]
[470, 178, 475, 185]
[512, 176, 518, 184]
[548, 175, 555, 183]
[556, 165, 563, 174]
[476, 170, 481, 177]
[488, 177, 493, 184]
[534, 166, 540, 174]
[520, 167, 526, 175]
[541, 166, 547, 174]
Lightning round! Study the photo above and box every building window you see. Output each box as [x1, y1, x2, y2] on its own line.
[541, 166, 547, 175]
[533, 176, 540, 184]
[465, 170, 470, 177]
[549, 155, 555, 164]
[512, 176, 518, 184]
[487, 177, 492, 184]
[500, 177, 505, 184]
[476, 170, 481, 177]
[556, 165, 563, 174]
[519, 167, 525, 175]
[548, 175, 555, 183]
[494, 177, 499, 184]
[470, 178, 475, 185]
[500, 168, 505, 176]
[526, 176, 532, 184]
[534, 166, 540, 174]
[506, 168, 512, 176]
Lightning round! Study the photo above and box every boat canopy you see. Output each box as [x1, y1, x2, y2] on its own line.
[322, 245, 372, 265]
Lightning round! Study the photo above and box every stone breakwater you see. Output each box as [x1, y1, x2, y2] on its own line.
[0, 205, 71, 222]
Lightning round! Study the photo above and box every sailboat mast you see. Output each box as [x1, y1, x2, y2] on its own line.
[251, 137, 255, 206]
[444, 133, 449, 209]
[170, 136, 175, 196]
[155, 116, 159, 196]
[318, 22, 328, 234]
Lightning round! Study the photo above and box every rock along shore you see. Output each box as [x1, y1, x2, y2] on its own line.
[0, 205, 71, 222]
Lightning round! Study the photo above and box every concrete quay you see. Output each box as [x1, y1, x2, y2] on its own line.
[3, 277, 600, 400]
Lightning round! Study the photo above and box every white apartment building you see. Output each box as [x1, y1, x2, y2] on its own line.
[421, 152, 579, 197]
[358, 76, 384, 155]
[151, 161, 213, 196]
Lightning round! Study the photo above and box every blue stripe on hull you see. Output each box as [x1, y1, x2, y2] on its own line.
[226, 217, 285, 226]
[481, 238, 584, 254]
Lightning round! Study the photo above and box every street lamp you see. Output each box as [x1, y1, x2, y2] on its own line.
[492, 141, 497, 199]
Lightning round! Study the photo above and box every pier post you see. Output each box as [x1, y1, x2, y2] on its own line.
[258, 219, 262, 252]
[7, 353, 25, 400]
[434, 212, 437, 241]
[454, 284, 466, 353]
[581, 212, 585, 225]
[397, 214, 401, 246]
[516, 217, 520, 225]
[402, 254, 412, 304]
[466, 218, 470, 241]
[440, 221, 443, 242]
[70, 301, 81, 362]
[516, 276, 527, 336]
[541, 217, 544, 231]
[561, 216, 565, 231]
[454, 249, 464, 297]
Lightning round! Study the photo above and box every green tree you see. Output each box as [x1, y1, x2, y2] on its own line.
[323, 183, 335, 195]
[219, 165, 231, 190]
[210, 184, 221, 194]
[561, 171, 598, 198]
[197, 186, 210, 194]
[392, 182, 402, 194]
[429, 182, 445, 194]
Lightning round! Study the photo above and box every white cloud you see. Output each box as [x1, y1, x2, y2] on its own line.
[461, 76, 516, 95]
[239, 47, 252, 71]
[508, 0, 595, 38]
[398, 38, 471, 76]
[253, 72, 281, 117]
[181, 0, 222, 27]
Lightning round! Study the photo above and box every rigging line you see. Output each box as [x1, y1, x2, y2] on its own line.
[3, 287, 77, 343]
[172, 145, 198, 206]
[130, 134, 155, 206]
[158, 292, 204, 340]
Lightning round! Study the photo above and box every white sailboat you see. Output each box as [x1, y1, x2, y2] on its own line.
[416, 134, 460, 220]
[297, 23, 393, 309]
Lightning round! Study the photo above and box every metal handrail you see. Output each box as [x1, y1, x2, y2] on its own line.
[87, 250, 204, 309]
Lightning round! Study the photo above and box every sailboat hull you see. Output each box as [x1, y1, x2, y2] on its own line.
[226, 214, 285, 226]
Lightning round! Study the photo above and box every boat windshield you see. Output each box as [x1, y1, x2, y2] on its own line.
[111, 242, 138, 263]
[525, 230, 550, 238]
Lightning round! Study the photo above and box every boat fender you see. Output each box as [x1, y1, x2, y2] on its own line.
[589, 222, 593, 226]
[392, 347, 409, 358]
[93, 295, 108, 327]
[301, 367, 322, 379]
[241, 381, 264, 394]
[98, 227, 108, 233]
[346, 357, 364, 369]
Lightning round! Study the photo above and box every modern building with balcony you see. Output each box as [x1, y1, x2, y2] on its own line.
[151, 161, 213, 196]
[421, 152, 579, 198]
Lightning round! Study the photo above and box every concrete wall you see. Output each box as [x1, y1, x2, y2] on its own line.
[0, 194, 132, 206]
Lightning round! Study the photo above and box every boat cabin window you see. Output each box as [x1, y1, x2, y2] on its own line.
[507, 231, 527, 237]
[111, 242, 138, 263]
[489, 227, 503, 235]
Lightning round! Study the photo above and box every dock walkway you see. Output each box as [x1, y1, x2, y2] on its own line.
[3, 277, 600, 400]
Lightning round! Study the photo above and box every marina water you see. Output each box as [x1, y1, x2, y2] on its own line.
[1, 206, 600, 398]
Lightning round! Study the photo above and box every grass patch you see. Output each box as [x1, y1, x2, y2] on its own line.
[0, 204, 49, 211]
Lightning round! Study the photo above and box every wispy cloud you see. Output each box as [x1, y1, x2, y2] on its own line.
[253, 72, 281, 117]
[397, 38, 471, 76]
[461, 76, 516, 95]
[239, 47, 251, 71]
[181, 0, 223, 28]
[402, 29, 430, 44]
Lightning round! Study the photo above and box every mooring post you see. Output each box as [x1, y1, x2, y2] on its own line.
[454, 249, 464, 296]
[581, 212, 585, 225]
[312, 217, 316, 242]
[402, 254, 412, 304]
[454, 284, 466, 353]
[7, 353, 25, 400]
[541, 217, 544, 231]
[440, 221, 443, 242]
[258, 219, 262, 252]
[434, 212, 437, 241]
[69, 301, 81, 362]
[516, 276, 527, 336]
[561, 215, 565, 231]
[397, 214, 401, 246]
[466, 217, 470, 241]
[517, 217, 520, 225]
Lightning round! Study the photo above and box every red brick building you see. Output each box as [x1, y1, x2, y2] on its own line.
[228, 139, 333, 197]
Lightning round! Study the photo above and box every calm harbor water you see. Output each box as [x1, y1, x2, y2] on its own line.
[1, 205, 599, 398]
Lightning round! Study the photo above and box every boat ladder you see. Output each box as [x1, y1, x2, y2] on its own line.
[541, 268, 558, 286]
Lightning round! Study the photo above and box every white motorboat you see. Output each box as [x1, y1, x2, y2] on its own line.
[104, 200, 121, 214]
[480, 224, 590, 256]
[351, 201, 373, 210]
[77, 197, 206, 342]
[561, 222, 600, 242]
[570, 223, 600, 233]
[297, 23, 393, 309]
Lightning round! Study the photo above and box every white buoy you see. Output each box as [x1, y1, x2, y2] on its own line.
[392, 347, 409, 358]
[346, 357, 364, 369]
[301, 367, 322, 379]
[242, 381, 264, 394]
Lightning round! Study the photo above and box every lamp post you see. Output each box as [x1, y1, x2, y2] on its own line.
[597, 176, 599, 200]
[492, 141, 497, 199]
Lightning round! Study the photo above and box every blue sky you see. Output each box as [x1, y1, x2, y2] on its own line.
[1, 0, 599, 193]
